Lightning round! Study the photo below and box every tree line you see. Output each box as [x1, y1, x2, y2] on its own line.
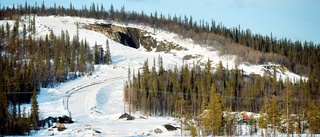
[1, 1, 319, 77]
[2, 1, 318, 79]
[124, 57, 320, 136]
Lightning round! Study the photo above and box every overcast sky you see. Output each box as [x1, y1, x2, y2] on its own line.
[2, 0, 320, 44]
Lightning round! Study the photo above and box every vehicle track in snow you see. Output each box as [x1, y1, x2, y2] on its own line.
[62, 76, 127, 117]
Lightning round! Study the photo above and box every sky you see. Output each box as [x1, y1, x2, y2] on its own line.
[2, 0, 320, 44]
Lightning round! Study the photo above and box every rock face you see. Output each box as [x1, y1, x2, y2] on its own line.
[119, 113, 135, 120]
[83, 23, 185, 52]
[163, 124, 179, 131]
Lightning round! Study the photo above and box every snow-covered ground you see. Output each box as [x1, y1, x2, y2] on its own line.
[1, 16, 309, 136]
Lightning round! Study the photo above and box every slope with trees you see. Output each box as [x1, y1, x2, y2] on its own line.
[124, 57, 320, 135]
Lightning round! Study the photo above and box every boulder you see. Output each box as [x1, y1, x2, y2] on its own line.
[154, 128, 163, 134]
[58, 115, 74, 124]
[163, 124, 179, 131]
[119, 113, 135, 120]
[54, 123, 66, 131]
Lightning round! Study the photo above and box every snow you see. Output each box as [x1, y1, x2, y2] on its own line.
[0, 16, 309, 136]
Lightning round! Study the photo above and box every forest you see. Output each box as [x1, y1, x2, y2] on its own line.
[0, 3, 112, 134]
[0, 1, 319, 136]
[124, 57, 320, 136]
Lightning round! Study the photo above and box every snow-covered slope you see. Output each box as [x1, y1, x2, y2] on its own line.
[2, 16, 308, 136]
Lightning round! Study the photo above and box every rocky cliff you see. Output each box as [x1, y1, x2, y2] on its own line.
[83, 23, 186, 52]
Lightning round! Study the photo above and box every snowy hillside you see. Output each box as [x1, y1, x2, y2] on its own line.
[2, 16, 308, 136]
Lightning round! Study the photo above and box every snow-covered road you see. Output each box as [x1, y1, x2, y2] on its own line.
[67, 76, 125, 118]
[63, 76, 126, 117]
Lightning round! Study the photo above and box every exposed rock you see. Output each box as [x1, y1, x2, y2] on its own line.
[53, 123, 66, 131]
[83, 23, 186, 52]
[119, 113, 135, 120]
[58, 115, 74, 124]
[163, 124, 179, 131]
[183, 54, 202, 60]
[93, 130, 101, 134]
[154, 128, 163, 134]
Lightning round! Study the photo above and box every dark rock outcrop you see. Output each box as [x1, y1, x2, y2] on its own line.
[163, 124, 179, 131]
[58, 115, 74, 124]
[119, 113, 135, 120]
[83, 23, 186, 52]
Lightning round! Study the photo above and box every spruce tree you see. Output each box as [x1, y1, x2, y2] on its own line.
[225, 107, 234, 136]
[70, 39, 76, 73]
[109, 4, 115, 20]
[267, 95, 280, 137]
[258, 96, 269, 136]
[150, 58, 158, 115]
[189, 120, 198, 137]
[306, 98, 320, 135]
[204, 83, 222, 136]
[79, 40, 86, 74]
[99, 46, 104, 64]
[176, 99, 187, 136]
[94, 42, 99, 64]
[284, 78, 294, 136]
[5, 22, 10, 41]
[105, 40, 112, 65]
[22, 24, 27, 57]
[86, 43, 94, 74]
[31, 15, 36, 36]
[0, 90, 8, 134]
[30, 88, 39, 130]
[140, 59, 150, 114]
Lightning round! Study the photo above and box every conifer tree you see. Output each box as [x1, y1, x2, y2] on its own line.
[86, 44, 94, 74]
[22, 24, 27, 57]
[176, 99, 187, 136]
[120, 5, 126, 21]
[70, 38, 76, 73]
[204, 83, 223, 136]
[58, 41, 66, 82]
[64, 30, 71, 72]
[267, 95, 280, 137]
[105, 40, 112, 65]
[225, 107, 234, 136]
[31, 15, 36, 36]
[0, 90, 8, 133]
[109, 4, 115, 20]
[150, 58, 158, 115]
[30, 88, 39, 130]
[94, 42, 100, 64]
[258, 96, 269, 136]
[123, 82, 129, 114]
[284, 78, 294, 136]
[140, 59, 150, 114]
[272, 67, 278, 95]
[189, 120, 198, 137]
[75, 23, 79, 42]
[306, 98, 320, 135]
[79, 40, 86, 74]
[5, 22, 10, 41]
